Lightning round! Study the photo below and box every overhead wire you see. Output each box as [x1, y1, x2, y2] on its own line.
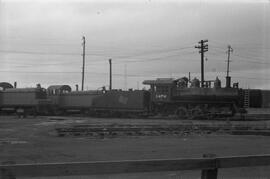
[0, 45, 196, 66]
[0, 49, 79, 56]
[233, 76, 270, 81]
[209, 47, 270, 65]
[1, 42, 269, 82]
[232, 54, 270, 65]
[0, 70, 158, 78]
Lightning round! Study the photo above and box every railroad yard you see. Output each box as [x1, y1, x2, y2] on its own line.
[1, 115, 270, 178]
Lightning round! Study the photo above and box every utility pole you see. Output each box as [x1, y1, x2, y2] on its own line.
[195, 40, 208, 87]
[226, 45, 233, 88]
[81, 36, 86, 91]
[124, 64, 127, 90]
[226, 45, 233, 77]
[109, 59, 112, 90]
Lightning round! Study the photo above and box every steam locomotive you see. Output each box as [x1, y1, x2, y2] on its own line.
[0, 77, 269, 119]
[143, 77, 241, 118]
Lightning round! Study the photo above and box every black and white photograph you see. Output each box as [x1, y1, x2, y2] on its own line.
[0, 0, 270, 178]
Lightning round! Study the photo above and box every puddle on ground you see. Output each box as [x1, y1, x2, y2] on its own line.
[35, 119, 88, 126]
[0, 128, 15, 132]
[0, 138, 28, 145]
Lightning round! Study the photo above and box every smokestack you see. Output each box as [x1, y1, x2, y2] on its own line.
[76, 84, 79, 91]
[226, 76, 231, 88]
[14, 82, 17, 88]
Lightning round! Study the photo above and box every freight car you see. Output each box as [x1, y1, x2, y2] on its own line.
[143, 77, 241, 119]
[0, 84, 51, 116]
[47, 85, 103, 114]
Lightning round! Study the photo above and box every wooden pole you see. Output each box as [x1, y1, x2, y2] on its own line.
[201, 154, 218, 179]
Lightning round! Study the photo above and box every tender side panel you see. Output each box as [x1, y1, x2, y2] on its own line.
[248, 89, 262, 108]
[261, 90, 270, 108]
[58, 91, 102, 109]
[93, 90, 149, 112]
[1, 91, 38, 106]
[0, 91, 3, 107]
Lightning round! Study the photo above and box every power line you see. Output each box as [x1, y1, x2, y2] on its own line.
[0, 45, 195, 59]
[207, 51, 226, 57]
[0, 70, 157, 78]
[233, 49, 270, 60]
[0, 70, 81, 74]
[233, 54, 270, 64]
[209, 48, 270, 65]
[107, 46, 194, 59]
[0, 49, 197, 66]
[1, 69, 269, 80]
[113, 51, 197, 64]
[233, 76, 270, 81]
[2, 61, 80, 66]
[211, 44, 270, 58]
[0, 49, 79, 56]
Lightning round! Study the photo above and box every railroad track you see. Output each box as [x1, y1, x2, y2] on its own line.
[54, 124, 235, 137]
[55, 124, 203, 137]
[55, 123, 270, 138]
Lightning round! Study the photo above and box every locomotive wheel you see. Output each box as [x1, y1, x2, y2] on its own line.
[190, 107, 203, 119]
[175, 107, 188, 119]
[32, 107, 38, 117]
[16, 108, 25, 118]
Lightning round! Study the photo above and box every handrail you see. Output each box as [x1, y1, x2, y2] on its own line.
[1, 154, 270, 178]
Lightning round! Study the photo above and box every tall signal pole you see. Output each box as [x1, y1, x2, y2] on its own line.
[109, 59, 112, 90]
[81, 36, 86, 91]
[195, 39, 208, 87]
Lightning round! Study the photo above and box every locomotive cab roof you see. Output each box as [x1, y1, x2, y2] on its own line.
[47, 85, 72, 94]
[3, 87, 46, 93]
[143, 78, 175, 85]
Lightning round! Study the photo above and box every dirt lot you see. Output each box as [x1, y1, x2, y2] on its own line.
[1, 116, 270, 178]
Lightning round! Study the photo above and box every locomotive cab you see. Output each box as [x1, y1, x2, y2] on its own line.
[143, 78, 176, 115]
[143, 78, 174, 102]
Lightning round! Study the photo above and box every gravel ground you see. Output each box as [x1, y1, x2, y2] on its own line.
[1, 116, 270, 178]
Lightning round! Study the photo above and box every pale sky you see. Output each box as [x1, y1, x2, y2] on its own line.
[0, 0, 269, 90]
